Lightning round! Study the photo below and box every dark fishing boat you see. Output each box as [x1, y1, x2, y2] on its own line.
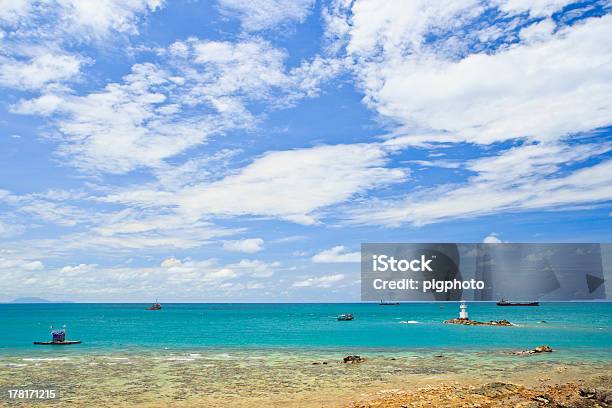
[34, 325, 81, 345]
[497, 299, 539, 306]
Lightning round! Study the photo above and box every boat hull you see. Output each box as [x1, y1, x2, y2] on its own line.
[33, 341, 81, 345]
[497, 302, 539, 306]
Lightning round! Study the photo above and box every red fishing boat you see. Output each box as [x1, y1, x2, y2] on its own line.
[146, 300, 162, 310]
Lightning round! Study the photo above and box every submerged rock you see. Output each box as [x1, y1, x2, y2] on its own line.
[513, 345, 554, 355]
[444, 318, 513, 326]
[343, 355, 364, 364]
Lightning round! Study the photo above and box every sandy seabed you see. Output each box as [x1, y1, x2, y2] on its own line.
[0, 349, 610, 407]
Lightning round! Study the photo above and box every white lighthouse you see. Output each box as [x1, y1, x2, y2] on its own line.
[459, 301, 468, 320]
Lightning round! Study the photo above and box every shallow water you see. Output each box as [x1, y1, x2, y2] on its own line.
[0, 349, 609, 407]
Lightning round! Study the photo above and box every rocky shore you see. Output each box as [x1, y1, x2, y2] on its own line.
[347, 376, 611, 408]
[444, 318, 513, 326]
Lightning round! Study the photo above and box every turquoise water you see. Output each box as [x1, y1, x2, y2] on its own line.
[1, 302, 610, 356]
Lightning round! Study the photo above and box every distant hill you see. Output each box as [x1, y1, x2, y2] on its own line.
[9, 297, 73, 303]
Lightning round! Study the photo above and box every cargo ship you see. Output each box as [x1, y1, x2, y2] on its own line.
[497, 299, 539, 306]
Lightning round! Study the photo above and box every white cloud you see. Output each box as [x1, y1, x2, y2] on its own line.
[0, 255, 257, 301]
[496, 0, 575, 17]
[0, 253, 44, 272]
[519, 18, 555, 43]
[13, 63, 219, 173]
[325, 2, 612, 145]
[103, 143, 407, 224]
[0, 0, 31, 24]
[159, 257, 237, 283]
[0, 0, 163, 92]
[323, 2, 612, 226]
[347, 143, 612, 226]
[13, 38, 340, 174]
[53, 0, 164, 39]
[0, 188, 94, 227]
[271, 235, 306, 243]
[223, 238, 264, 253]
[292, 273, 345, 288]
[483, 233, 502, 243]
[312, 246, 360, 263]
[217, 0, 315, 31]
[0, 218, 25, 237]
[0, 0, 162, 38]
[60, 263, 96, 275]
[160, 257, 182, 268]
[0, 52, 84, 91]
[353, 14, 612, 144]
[228, 259, 281, 278]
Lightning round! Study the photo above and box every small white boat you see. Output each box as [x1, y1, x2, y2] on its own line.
[337, 313, 354, 321]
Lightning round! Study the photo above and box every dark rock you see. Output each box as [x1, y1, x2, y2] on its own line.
[444, 318, 513, 326]
[343, 355, 364, 364]
[579, 387, 612, 404]
[513, 345, 554, 355]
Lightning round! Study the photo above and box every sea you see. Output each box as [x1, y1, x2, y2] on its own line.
[1, 302, 610, 356]
[0, 302, 610, 406]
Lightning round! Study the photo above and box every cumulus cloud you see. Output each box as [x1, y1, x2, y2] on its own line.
[483, 233, 503, 243]
[312, 246, 360, 263]
[496, 0, 575, 17]
[0, 0, 163, 93]
[13, 63, 227, 173]
[0, 0, 162, 38]
[60, 263, 97, 275]
[292, 273, 345, 288]
[0, 252, 44, 284]
[13, 38, 341, 174]
[0, 254, 286, 301]
[0, 53, 83, 90]
[217, 0, 315, 31]
[223, 238, 265, 253]
[324, 1, 612, 226]
[227, 259, 281, 278]
[348, 12, 612, 143]
[52, 0, 164, 38]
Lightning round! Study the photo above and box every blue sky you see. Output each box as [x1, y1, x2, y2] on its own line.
[0, 0, 611, 302]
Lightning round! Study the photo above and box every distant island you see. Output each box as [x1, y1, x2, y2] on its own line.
[8, 297, 73, 304]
